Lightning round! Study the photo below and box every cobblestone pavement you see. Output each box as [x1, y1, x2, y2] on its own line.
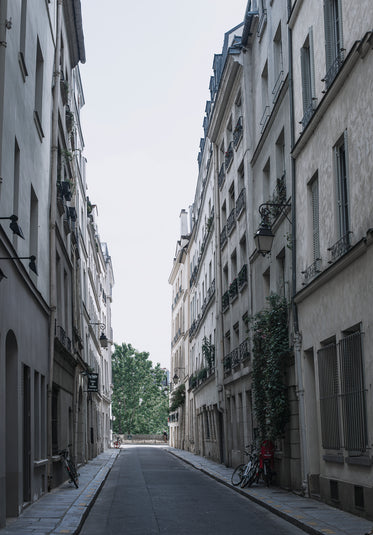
[1, 445, 372, 535]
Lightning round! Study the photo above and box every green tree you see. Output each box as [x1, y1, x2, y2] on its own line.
[112, 343, 169, 435]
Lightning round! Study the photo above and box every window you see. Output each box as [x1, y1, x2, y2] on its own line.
[273, 23, 283, 102]
[301, 28, 316, 128]
[334, 131, 349, 240]
[260, 62, 269, 132]
[310, 174, 320, 262]
[30, 186, 38, 271]
[323, 0, 343, 88]
[19, 0, 28, 79]
[34, 39, 44, 138]
[318, 330, 368, 453]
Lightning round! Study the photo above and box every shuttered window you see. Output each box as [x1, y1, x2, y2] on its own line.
[311, 175, 320, 261]
[323, 0, 343, 87]
[318, 342, 341, 450]
[318, 331, 368, 452]
[334, 131, 350, 239]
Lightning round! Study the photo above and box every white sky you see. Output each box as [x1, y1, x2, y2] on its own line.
[79, 0, 247, 369]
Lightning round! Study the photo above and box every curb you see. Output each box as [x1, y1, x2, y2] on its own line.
[51, 450, 120, 535]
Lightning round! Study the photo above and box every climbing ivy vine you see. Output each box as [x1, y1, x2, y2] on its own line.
[250, 293, 290, 441]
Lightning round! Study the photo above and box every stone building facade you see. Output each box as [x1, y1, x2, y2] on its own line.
[0, 1, 114, 527]
[169, 0, 373, 520]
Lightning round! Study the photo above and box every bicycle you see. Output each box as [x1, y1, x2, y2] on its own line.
[231, 445, 259, 488]
[59, 445, 79, 488]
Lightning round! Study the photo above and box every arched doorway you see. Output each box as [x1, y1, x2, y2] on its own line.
[6, 331, 19, 517]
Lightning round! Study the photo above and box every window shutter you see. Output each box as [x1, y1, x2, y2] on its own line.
[323, 0, 334, 71]
[300, 47, 310, 113]
[309, 27, 316, 104]
[311, 177, 320, 260]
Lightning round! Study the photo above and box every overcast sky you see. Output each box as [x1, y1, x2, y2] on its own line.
[79, 0, 247, 369]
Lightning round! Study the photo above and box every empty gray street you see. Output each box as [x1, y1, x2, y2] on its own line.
[79, 446, 305, 535]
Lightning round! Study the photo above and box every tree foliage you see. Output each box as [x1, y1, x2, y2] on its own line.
[111, 343, 169, 435]
[170, 383, 185, 412]
[251, 294, 290, 441]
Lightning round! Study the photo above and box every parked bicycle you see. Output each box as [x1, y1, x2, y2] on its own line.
[59, 445, 79, 488]
[113, 435, 121, 448]
[231, 440, 275, 488]
[231, 444, 259, 488]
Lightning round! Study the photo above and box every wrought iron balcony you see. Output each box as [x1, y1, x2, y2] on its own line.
[323, 51, 344, 90]
[238, 264, 248, 290]
[222, 291, 230, 312]
[236, 188, 246, 219]
[226, 209, 236, 236]
[56, 324, 72, 353]
[301, 258, 322, 286]
[260, 105, 270, 134]
[231, 348, 240, 368]
[328, 232, 352, 263]
[223, 354, 232, 374]
[239, 339, 250, 361]
[225, 141, 234, 170]
[233, 116, 243, 148]
[218, 163, 226, 189]
[272, 70, 284, 103]
[301, 101, 315, 130]
[229, 278, 238, 302]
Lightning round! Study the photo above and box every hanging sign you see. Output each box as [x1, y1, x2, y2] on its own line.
[87, 373, 99, 392]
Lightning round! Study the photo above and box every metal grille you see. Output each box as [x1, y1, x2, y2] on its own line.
[339, 332, 367, 452]
[318, 342, 341, 449]
[318, 332, 367, 452]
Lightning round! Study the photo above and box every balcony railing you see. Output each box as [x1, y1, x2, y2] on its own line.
[328, 232, 352, 263]
[220, 225, 227, 249]
[225, 141, 234, 170]
[301, 101, 315, 130]
[260, 105, 270, 134]
[223, 354, 232, 374]
[231, 348, 240, 368]
[56, 324, 72, 353]
[233, 116, 243, 148]
[272, 70, 284, 103]
[226, 209, 236, 236]
[218, 162, 226, 189]
[239, 339, 250, 361]
[222, 291, 230, 312]
[236, 188, 246, 219]
[238, 264, 248, 290]
[229, 278, 238, 302]
[323, 51, 344, 90]
[301, 258, 322, 286]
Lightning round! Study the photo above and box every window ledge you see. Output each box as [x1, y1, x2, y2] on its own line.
[345, 456, 372, 466]
[323, 454, 344, 463]
[34, 110, 44, 141]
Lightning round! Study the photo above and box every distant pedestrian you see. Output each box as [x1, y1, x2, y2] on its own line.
[163, 431, 168, 442]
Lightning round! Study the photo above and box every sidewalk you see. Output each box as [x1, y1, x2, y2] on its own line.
[168, 447, 373, 535]
[0, 449, 120, 535]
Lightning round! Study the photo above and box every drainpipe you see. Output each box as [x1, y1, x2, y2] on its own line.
[47, 0, 63, 491]
[0, 0, 8, 174]
[212, 142, 226, 464]
[288, 0, 309, 496]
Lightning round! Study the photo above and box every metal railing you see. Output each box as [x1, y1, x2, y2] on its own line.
[225, 141, 234, 170]
[233, 116, 243, 148]
[227, 209, 236, 236]
[302, 258, 321, 285]
[218, 162, 226, 189]
[323, 51, 344, 90]
[236, 188, 246, 218]
[328, 232, 351, 263]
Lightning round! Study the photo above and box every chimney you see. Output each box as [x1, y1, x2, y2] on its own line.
[180, 209, 188, 237]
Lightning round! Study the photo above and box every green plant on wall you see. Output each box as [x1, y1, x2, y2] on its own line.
[250, 293, 290, 441]
[202, 336, 215, 368]
[170, 383, 185, 412]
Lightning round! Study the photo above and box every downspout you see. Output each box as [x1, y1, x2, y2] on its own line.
[288, 0, 309, 496]
[212, 142, 226, 464]
[47, 0, 63, 491]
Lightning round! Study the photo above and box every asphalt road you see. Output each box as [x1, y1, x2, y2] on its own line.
[79, 446, 305, 535]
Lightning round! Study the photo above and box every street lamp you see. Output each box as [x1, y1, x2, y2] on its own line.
[89, 322, 109, 348]
[173, 367, 185, 384]
[254, 202, 291, 256]
[0, 214, 24, 239]
[0, 255, 38, 275]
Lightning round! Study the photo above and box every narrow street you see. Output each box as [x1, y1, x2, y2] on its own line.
[79, 446, 305, 535]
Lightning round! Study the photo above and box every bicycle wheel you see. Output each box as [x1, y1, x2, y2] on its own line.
[242, 461, 258, 488]
[66, 460, 79, 488]
[231, 464, 246, 486]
